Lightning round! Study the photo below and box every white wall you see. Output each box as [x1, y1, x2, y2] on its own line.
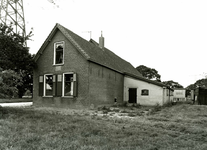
[174, 89, 186, 99]
[124, 76, 172, 106]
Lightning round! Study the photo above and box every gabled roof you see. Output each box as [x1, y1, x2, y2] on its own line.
[34, 23, 173, 89]
[34, 23, 142, 77]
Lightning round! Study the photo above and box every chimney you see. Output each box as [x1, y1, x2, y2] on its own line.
[99, 31, 104, 49]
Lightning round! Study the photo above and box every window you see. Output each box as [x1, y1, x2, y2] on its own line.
[44, 74, 53, 96]
[141, 89, 149, 96]
[63, 73, 77, 97]
[54, 41, 64, 65]
[39, 73, 77, 97]
[64, 74, 73, 96]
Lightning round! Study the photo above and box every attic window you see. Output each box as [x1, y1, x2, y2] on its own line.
[54, 41, 64, 65]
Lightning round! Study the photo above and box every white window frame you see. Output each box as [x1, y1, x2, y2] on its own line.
[53, 41, 65, 65]
[43, 74, 53, 97]
[62, 72, 75, 97]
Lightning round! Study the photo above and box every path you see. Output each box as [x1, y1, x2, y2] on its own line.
[0, 102, 33, 107]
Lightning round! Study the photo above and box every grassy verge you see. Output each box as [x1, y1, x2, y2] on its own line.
[1, 103, 207, 150]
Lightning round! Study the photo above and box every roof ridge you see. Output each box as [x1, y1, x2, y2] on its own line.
[89, 39, 99, 46]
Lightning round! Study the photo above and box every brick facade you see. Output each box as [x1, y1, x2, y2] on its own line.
[33, 30, 90, 108]
[33, 29, 124, 108]
[88, 62, 124, 106]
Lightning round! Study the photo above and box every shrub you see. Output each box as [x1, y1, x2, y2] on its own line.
[0, 69, 22, 98]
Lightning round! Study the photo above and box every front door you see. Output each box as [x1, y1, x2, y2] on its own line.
[129, 88, 137, 103]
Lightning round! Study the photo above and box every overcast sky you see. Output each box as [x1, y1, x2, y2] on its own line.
[24, 0, 207, 87]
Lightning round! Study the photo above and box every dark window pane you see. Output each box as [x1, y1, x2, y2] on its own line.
[55, 42, 64, 64]
[65, 82, 72, 96]
[56, 45, 63, 50]
[64, 74, 73, 96]
[56, 50, 63, 64]
[45, 75, 53, 96]
[141, 89, 149, 96]
[65, 74, 73, 82]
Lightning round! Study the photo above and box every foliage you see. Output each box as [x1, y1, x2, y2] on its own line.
[136, 65, 161, 82]
[0, 68, 22, 98]
[0, 23, 35, 97]
[186, 84, 196, 90]
[186, 78, 207, 90]
[162, 80, 183, 88]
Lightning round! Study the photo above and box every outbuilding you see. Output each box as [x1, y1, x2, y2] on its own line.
[124, 74, 173, 106]
[173, 88, 186, 102]
[194, 87, 207, 105]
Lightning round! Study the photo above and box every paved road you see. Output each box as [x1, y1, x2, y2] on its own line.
[0, 102, 33, 107]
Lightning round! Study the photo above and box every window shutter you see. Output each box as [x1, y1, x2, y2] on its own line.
[53, 75, 56, 96]
[73, 73, 78, 97]
[39, 76, 44, 96]
[56, 74, 62, 97]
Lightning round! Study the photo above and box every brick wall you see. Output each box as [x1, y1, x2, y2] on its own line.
[33, 29, 124, 108]
[33, 30, 90, 108]
[88, 62, 124, 106]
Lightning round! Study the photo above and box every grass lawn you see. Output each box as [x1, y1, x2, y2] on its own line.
[1, 103, 207, 150]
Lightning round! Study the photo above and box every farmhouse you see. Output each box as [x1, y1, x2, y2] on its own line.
[33, 23, 173, 108]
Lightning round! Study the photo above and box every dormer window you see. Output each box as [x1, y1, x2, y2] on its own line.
[54, 41, 64, 65]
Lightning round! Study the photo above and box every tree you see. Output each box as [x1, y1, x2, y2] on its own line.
[162, 80, 183, 88]
[186, 78, 207, 90]
[136, 65, 161, 82]
[0, 23, 35, 98]
[186, 84, 196, 90]
[0, 68, 22, 98]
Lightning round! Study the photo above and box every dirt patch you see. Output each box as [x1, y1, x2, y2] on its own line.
[34, 105, 158, 121]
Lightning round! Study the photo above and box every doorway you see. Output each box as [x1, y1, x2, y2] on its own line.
[128, 88, 137, 103]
